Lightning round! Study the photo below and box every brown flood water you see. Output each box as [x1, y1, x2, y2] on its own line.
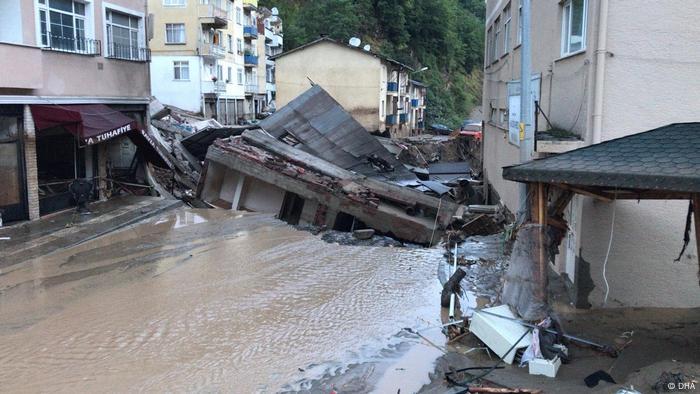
[0, 208, 445, 393]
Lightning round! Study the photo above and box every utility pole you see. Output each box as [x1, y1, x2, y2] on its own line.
[518, 0, 533, 214]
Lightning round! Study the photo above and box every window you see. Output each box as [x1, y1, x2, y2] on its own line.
[174, 60, 189, 80]
[165, 23, 185, 44]
[227, 67, 232, 83]
[106, 10, 142, 60]
[486, 26, 494, 65]
[236, 38, 243, 54]
[37, 0, 91, 53]
[503, 4, 511, 55]
[237, 68, 243, 85]
[561, 0, 587, 56]
[216, 64, 223, 81]
[236, 7, 242, 24]
[493, 17, 501, 60]
[227, 34, 233, 52]
[518, 0, 522, 44]
[163, 0, 185, 6]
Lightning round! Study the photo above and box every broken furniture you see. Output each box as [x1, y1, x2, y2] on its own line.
[469, 305, 532, 364]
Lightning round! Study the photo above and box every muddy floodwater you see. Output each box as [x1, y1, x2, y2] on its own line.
[0, 208, 446, 393]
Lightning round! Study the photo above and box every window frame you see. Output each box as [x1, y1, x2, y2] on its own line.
[36, 0, 89, 51]
[105, 8, 142, 60]
[517, 0, 522, 45]
[560, 0, 588, 57]
[237, 68, 243, 85]
[503, 3, 511, 56]
[165, 22, 186, 44]
[493, 16, 501, 61]
[173, 60, 190, 81]
[163, 0, 186, 7]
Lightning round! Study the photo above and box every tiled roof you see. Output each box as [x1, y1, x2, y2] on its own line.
[502, 123, 700, 193]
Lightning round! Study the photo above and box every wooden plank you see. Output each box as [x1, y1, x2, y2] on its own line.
[537, 183, 548, 304]
[693, 194, 700, 286]
[556, 183, 613, 202]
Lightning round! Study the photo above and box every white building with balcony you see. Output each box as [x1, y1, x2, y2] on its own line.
[148, 0, 248, 124]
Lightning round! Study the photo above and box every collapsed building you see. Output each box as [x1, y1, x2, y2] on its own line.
[198, 86, 462, 244]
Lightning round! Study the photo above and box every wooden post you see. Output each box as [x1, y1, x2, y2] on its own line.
[537, 183, 548, 304]
[693, 194, 700, 286]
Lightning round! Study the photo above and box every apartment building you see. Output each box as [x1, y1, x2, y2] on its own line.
[0, 0, 151, 223]
[149, 0, 250, 124]
[482, 0, 700, 308]
[408, 80, 427, 133]
[259, 6, 283, 110]
[274, 37, 423, 138]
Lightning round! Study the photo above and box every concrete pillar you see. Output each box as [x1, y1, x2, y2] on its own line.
[22, 105, 40, 220]
[231, 174, 245, 210]
[97, 143, 108, 200]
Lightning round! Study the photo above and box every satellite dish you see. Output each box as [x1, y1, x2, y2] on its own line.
[363, 44, 371, 51]
[349, 37, 361, 47]
[271, 7, 279, 15]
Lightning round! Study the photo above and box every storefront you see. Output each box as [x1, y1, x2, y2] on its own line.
[0, 103, 160, 224]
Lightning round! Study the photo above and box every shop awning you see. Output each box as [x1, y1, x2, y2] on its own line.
[30, 104, 137, 145]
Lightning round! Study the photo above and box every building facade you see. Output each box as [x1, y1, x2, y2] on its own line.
[482, 0, 700, 308]
[259, 6, 282, 110]
[408, 80, 427, 133]
[0, 0, 151, 223]
[274, 37, 425, 138]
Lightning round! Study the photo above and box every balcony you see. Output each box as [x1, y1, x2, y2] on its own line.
[399, 113, 408, 124]
[199, 42, 226, 59]
[198, 4, 228, 28]
[106, 43, 150, 62]
[243, 25, 258, 38]
[0, 43, 43, 89]
[244, 54, 258, 66]
[202, 80, 227, 94]
[265, 27, 274, 42]
[245, 83, 258, 94]
[243, 0, 258, 10]
[411, 98, 420, 107]
[387, 82, 398, 93]
[386, 114, 397, 125]
[44, 35, 101, 56]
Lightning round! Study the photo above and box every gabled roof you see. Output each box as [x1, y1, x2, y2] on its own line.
[258, 85, 415, 181]
[502, 123, 700, 193]
[270, 37, 414, 71]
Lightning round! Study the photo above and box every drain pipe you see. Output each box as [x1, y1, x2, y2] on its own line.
[591, 0, 609, 144]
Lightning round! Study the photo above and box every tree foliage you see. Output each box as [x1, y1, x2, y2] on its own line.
[260, 0, 485, 128]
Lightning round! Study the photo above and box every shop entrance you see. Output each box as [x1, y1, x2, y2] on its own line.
[35, 128, 95, 215]
[0, 113, 27, 223]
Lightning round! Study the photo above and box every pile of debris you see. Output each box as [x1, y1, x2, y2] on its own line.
[145, 98, 251, 203]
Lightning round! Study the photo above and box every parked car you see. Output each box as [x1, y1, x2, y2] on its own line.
[430, 123, 452, 135]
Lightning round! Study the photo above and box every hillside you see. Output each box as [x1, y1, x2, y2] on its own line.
[259, 0, 485, 128]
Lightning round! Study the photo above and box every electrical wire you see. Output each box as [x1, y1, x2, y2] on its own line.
[602, 193, 617, 306]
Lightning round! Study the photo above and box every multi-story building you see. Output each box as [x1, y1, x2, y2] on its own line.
[0, 0, 150, 223]
[274, 37, 415, 138]
[149, 0, 248, 124]
[408, 80, 427, 134]
[482, 0, 700, 308]
[259, 6, 283, 110]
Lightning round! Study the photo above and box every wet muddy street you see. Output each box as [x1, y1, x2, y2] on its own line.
[0, 208, 446, 393]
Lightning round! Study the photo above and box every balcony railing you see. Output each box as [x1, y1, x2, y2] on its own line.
[386, 114, 397, 125]
[399, 113, 408, 123]
[106, 43, 150, 62]
[198, 4, 228, 27]
[44, 35, 101, 56]
[387, 82, 398, 92]
[202, 80, 227, 94]
[243, 25, 258, 38]
[245, 83, 258, 93]
[244, 54, 258, 65]
[411, 98, 420, 107]
[199, 42, 226, 59]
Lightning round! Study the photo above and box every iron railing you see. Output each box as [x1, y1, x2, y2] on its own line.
[106, 43, 150, 62]
[245, 83, 258, 93]
[45, 35, 101, 56]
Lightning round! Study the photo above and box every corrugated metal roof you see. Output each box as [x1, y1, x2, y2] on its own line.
[259, 85, 415, 180]
[502, 123, 700, 193]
